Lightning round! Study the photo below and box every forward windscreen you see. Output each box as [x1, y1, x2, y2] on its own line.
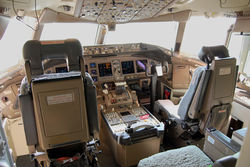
[104, 21, 179, 51]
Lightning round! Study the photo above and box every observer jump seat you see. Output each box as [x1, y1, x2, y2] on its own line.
[19, 39, 99, 152]
[154, 45, 237, 135]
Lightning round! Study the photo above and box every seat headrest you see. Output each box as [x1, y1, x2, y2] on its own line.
[198, 45, 229, 64]
[23, 39, 83, 76]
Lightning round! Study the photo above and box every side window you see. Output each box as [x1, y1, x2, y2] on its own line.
[243, 51, 250, 77]
[227, 33, 244, 65]
[180, 16, 235, 57]
[228, 33, 250, 77]
[0, 18, 34, 72]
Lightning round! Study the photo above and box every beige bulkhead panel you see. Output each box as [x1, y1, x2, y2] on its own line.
[234, 16, 250, 33]
[0, 68, 25, 119]
[3, 117, 29, 160]
[0, 85, 21, 119]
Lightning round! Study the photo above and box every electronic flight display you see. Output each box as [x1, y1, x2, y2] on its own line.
[121, 61, 135, 74]
[136, 60, 148, 73]
[91, 69, 97, 75]
[56, 67, 68, 73]
[90, 62, 96, 68]
[98, 63, 113, 77]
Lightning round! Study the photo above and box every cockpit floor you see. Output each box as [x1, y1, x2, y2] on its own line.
[97, 141, 119, 167]
[15, 122, 119, 167]
[16, 145, 119, 167]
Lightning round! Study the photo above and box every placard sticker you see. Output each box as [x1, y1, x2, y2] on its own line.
[208, 135, 215, 145]
[47, 93, 74, 105]
[3, 90, 12, 95]
[219, 67, 231, 75]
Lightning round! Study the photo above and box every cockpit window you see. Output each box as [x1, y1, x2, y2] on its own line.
[104, 22, 179, 50]
[180, 16, 236, 57]
[244, 52, 250, 77]
[0, 18, 34, 72]
[228, 33, 250, 77]
[40, 23, 98, 46]
[228, 33, 245, 65]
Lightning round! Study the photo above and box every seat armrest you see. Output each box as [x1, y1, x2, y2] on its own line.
[213, 154, 238, 167]
[203, 128, 241, 161]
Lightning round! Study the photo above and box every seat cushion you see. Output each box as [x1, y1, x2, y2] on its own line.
[155, 67, 207, 122]
[156, 100, 180, 120]
[138, 145, 213, 167]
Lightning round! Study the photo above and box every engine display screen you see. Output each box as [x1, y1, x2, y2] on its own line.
[90, 62, 96, 68]
[121, 61, 135, 74]
[136, 60, 148, 73]
[91, 69, 97, 75]
[120, 111, 131, 116]
[98, 63, 112, 77]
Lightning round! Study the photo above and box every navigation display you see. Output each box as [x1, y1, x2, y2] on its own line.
[56, 67, 68, 73]
[121, 61, 135, 74]
[98, 63, 112, 77]
[120, 111, 131, 116]
[136, 60, 148, 73]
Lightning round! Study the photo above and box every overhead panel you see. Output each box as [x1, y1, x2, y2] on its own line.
[80, 0, 179, 24]
[220, 0, 250, 8]
[132, 0, 176, 20]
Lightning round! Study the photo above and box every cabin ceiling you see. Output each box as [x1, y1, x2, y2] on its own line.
[0, 0, 250, 24]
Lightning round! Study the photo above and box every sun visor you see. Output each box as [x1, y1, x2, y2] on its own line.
[233, 17, 250, 33]
[0, 16, 10, 40]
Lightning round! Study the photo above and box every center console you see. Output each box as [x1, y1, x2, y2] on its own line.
[100, 82, 164, 167]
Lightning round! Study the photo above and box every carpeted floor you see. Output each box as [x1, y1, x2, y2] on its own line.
[16, 155, 35, 167]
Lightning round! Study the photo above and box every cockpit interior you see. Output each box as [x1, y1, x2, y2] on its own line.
[0, 0, 250, 167]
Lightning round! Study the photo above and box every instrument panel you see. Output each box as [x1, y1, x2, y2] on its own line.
[84, 57, 151, 83]
[83, 43, 165, 84]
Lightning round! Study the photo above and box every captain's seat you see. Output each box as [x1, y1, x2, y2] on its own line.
[154, 45, 237, 136]
[19, 39, 99, 165]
